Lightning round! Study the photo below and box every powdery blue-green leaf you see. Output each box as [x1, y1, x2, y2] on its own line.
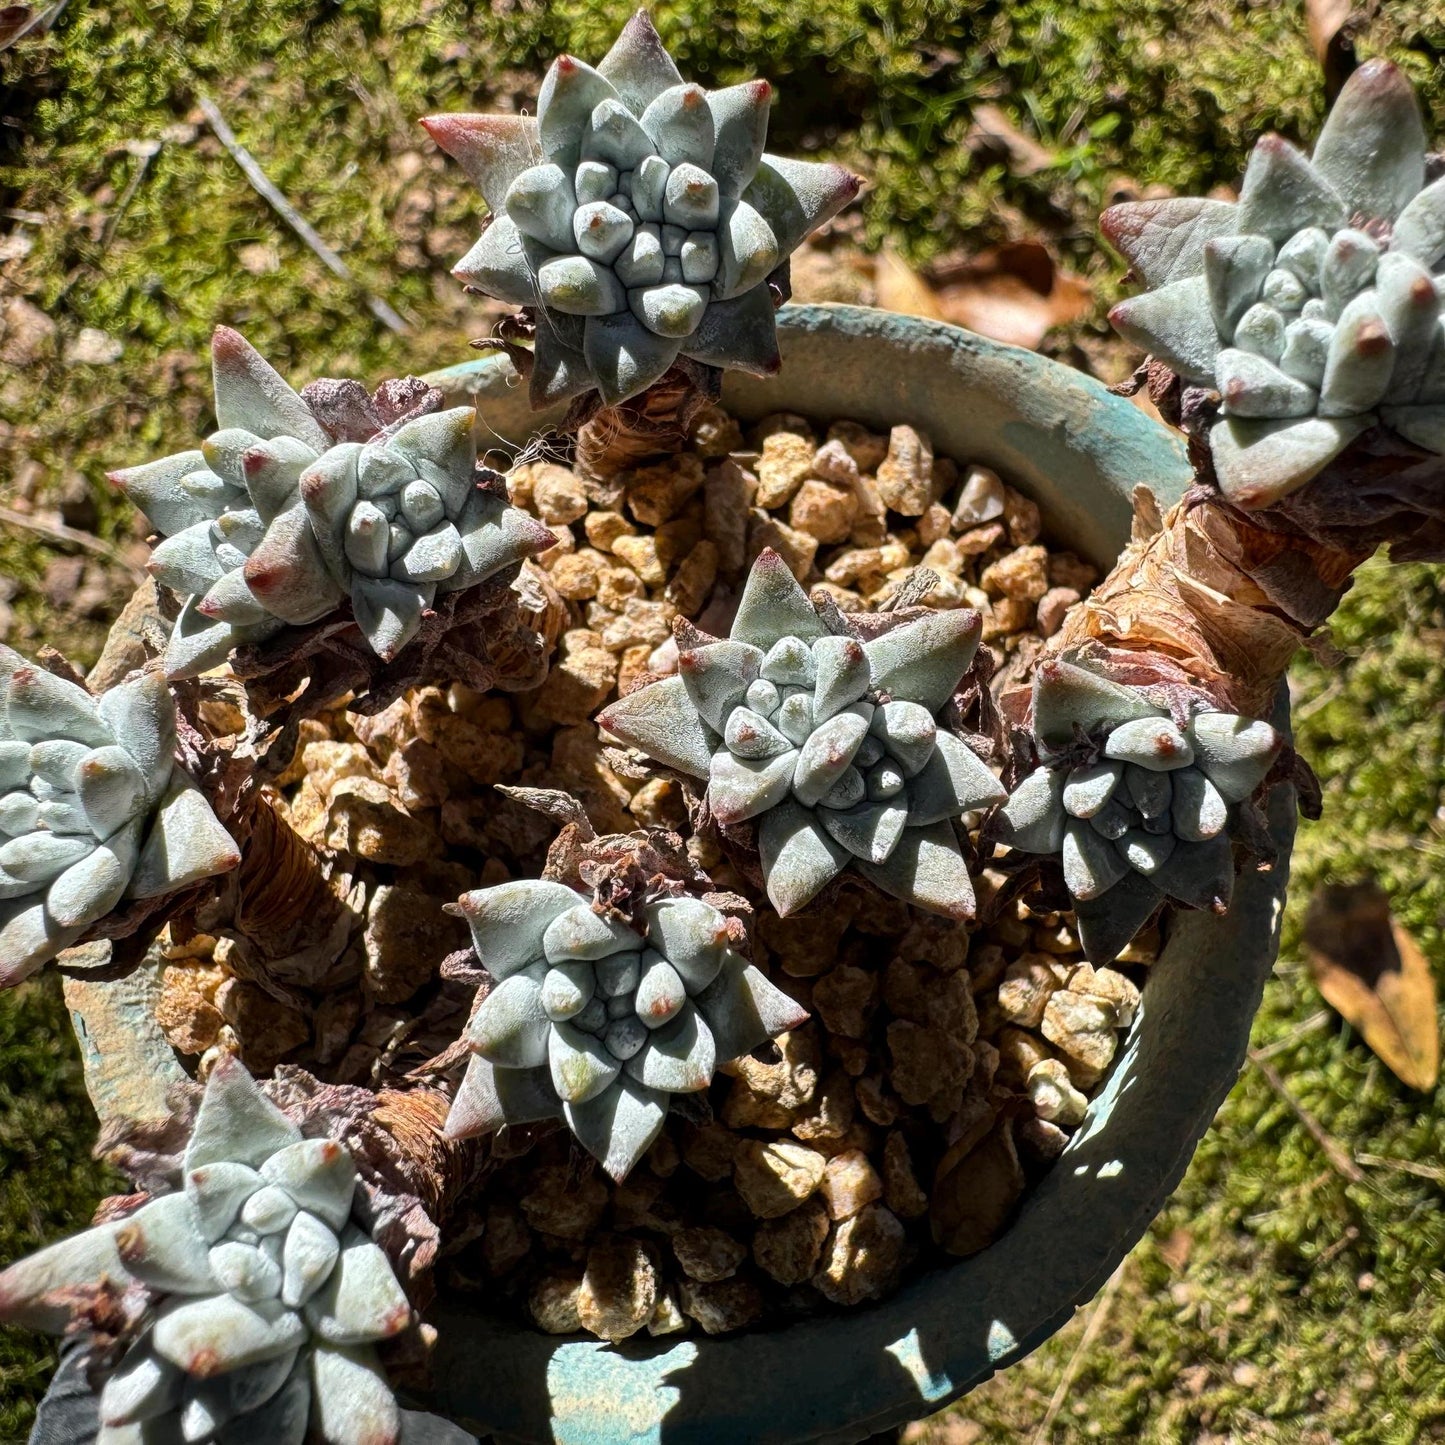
[1062, 819, 1129, 902]
[0, 1222, 130, 1333]
[819, 799, 908, 863]
[757, 800, 851, 917]
[1170, 767, 1229, 841]
[109, 451, 216, 538]
[150, 1294, 305, 1378]
[1074, 870, 1165, 966]
[858, 818, 975, 920]
[186, 1162, 264, 1245]
[310, 1345, 402, 1445]
[564, 1075, 669, 1183]
[1100, 196, 1237, 288]
[677, 639, 763, 729]
[259, 1140, 356, 1234]
[862, 608, 980, 713]
[305, 1230, 412, 1346]
[127, 774, 241, 901]
[444, 1055, 562, 1140]
[211, 328, 329, 453]
[99, 1344, 183, 1428]
[1310, 58, 1426, 222]
[1209, 413, 1370, 508]
[993, 766, 1066, 854]
[708, 746, 798, 826]
[1236, 135, 1346, 240]
[1109, 276, 1220, 382]
[420, 113, 541, 214]
[626, 1008, 716, 1091]
[467, 963, 552, 1068]
[1156, 834, 1235, 913]
[642, 896, 729, 992]
[791, 705, 871, 807]
[598, 673, 716, 779]
[1031, 657, 1160, 751]
[185, 1057, 303, 1174]
[1102, 716, 1195, 771]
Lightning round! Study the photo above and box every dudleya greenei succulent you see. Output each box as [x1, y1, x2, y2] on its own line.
[1105, 60, 1445, 507]
[993, 656, 1284, 964]
[111, 328, 551, 676]
[0, 647, 238, 986]
[444, 880, 806, 1181]
[422, 11, 861, 407]
[597, 549, 1005, 919]
[0, 1058, 472, 1445]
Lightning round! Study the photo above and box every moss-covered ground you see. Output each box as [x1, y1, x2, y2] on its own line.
[3, 1, 1445, 1439]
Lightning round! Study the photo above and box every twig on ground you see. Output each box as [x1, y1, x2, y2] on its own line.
[1356, 1152, 1445, 1184]
[102, 140, 162, 249]
[1251, 1009, 1333, 1062]
[1030, 1264, 1126, 1445]
[196, 94, 409, 335]
[1248, 1049, 1365, 1185]
[0, 503, 148, 586]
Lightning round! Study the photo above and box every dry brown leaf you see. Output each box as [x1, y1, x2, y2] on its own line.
[1303, 879, 1440, 1092]
[930, 242, 1092, 350]
[967, 102, 1057, 177]
[1305, 0, 1363, 101]
[872, 241, 946, 321]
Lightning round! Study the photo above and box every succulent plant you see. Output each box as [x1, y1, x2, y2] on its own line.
[0, 647, 239, 986]
[422, 11, 861, 407]
[596, 549, 1005, 919]
[1104, 60, 1445, 507]
[0, 1058, 473, 1445]
[444, 880, 807, 1181]
[110, 328, 551, 676]
[992, 657, 1284, 964]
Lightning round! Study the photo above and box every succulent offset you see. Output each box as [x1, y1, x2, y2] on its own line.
[1105, 60, 1445, 507]
[597, 549, 1005, 919]
[0, 647, 238, 986]
[993, 657, 1284, 964]
[444, 880, 806, 1181]
[111, 327, 551, 675]
[0, 1058, 472, 1445]
[422, 10, 860, 406]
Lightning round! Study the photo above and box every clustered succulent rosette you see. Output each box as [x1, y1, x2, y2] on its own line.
[1105, 60, 1445, 507]
[0, 647, 238, 986]
[111, 327, 551, 675]
[597, 549, 1005, 920]
[444, 880, 806, 1181]
[992, 657, 1285, 964]
[0, 1059, 472, 1445]
[422, 10, 860, 407]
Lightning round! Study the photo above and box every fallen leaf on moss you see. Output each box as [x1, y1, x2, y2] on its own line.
[932, 242, 1091, 350]
[872, 241, 946, 320]
[1303, 878, 1439, 1092]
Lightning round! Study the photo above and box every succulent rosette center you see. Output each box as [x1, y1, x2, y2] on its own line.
[993, 657, 1285, 963]
[1104, 59, 1445, 505]
[422, 11, 860, 406]
[444, 879, 806, 1181]
[0, 648, 238, 985]
[597, 549, 1006, 919]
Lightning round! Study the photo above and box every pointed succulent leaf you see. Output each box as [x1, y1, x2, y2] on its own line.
[1099, 197, 1237, 288]
[993, 765, 1066, 854]
[6, 663, 112, 746]
[1117, 827, 1176, 875]
[1061, 761, 1123, 819]
[1102, 716, 1194, 771]
[1169, 766, 1229, 841]
[310, 1345, 402, 1445]
[127, 773, 240, 901]
[151, 1294, 305, 1378]
[858, 818, 975, 920]
[862, 608, 980, 713]
[538, 55, 620, 170]
[148, 522, 226, 597]
[626, 1008, 716, 1091]
[208, 1239, 284, 1304]
[742, 154, 859, 257]
[350, 575, 432, 662]
[1310, 59, 1426, 222]
[506, 161, 580, 251]
[1236, 135, 1346, 240]
[791, 706, 871, 807]
[543, 903, 639, 963]
[453, 217, 543, 306]
[642, 896, 729, 992]
[468, 964, 552, 1068]
[99, 1344, 184, 1428]
[1393, 175, 1445, 269]
[708, 746, 798, 825]
[0, 1222, 130, 1333]
[907, 731, 1006, 823]
[868, 701, 937, 778]
[258, 1138, 356, 1234]
[420, 113, 541, 213]
[1210, 414, 1369, 508]
[109, 451, 217, 537]
[677, 639, 763, 729]
[708, 80, 772, 199]
[185, 1161, 264, 1244]
[1074, 870, 1165, 965]
[243, 505, 346, 627]
[1031, 658, 1161, 751]
[819, 799, 908, 863]
[184, 1056, 303, 1173]
[305, 1228, 411, 1346]
[680, 282, 782, 376]
[1108, 276, 1220, 382]
[548, 1021, 622, 1103]
[757, 801, 850, 916]
[598, 673, 716, 778]
[1062, 819, 1130, 901]
[694, 952, 807, 1064]
[1125, 762, 1172, 818]
[211, 328, 329, 452]
[454, 878, 582, 978]
[443, 1055, 562, 1140]
[564, 1075, 668, 1184]
[46, 817, 141, 930]
[582, 309, 682, 404]
[1318, 294, 1395, 417]
[596, 10, 683, 114]
[1156, 833, 1235, 912]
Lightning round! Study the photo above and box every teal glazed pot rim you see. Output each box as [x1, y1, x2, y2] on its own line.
[67, 307, 1293, 1445]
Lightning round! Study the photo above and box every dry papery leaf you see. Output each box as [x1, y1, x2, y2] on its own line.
[1303, 878, 1440, 1092]
[1306, 0, 1363, 102]
[872, 242, 1091, 351]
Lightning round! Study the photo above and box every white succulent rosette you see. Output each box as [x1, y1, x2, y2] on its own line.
[0, 647, 238, 986]
[444, 881, 807, 1182]
[1105, 60, 1445, 506]
[110, 328, 550, 673]
[422, 11, 860, 406]
[598, 549, 1005, 920]
[0, 1059, 472, 1445]
[993, 656, 1285, 963]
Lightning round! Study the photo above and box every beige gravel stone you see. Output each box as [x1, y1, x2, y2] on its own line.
[1048, 550, 1099, 592]
[363, 884, 464, 1004]
[790, 479, 857, 543]
[482, 1202, 532, 1277]
[886, 1020, 974, 1109]
[629, 775, 685, 826]
[1070, 964, 1141, 1028]
[703, 458, 752, 576]
[324, 777, 434, 866]
[733, 1140, 827, 1218]
[584, 509, 636, 552]
[550, 550, 604, 600]
[531, 645, 619, 726]
[791, 1068, 856, 1144]
[819, 1149, 884, 1221]
[809, 437, 859, 486]
[532, 464, 589, 524]
[1003, 487, 1042, 545]
[613, 532, 668, 586]
[596, 564, 646, 611]
[1027, 1057, 1089, 1126]
[1041, 989, 1120, 1075]
[577, 1237, 657, 1341]
[1036, 585, 1080, 637]
[683, 1123, 739, 1182]
[722, 1027, 820, 1129]
[677, 1275, 765, 1334]
[754, 431, 815, 507]
[875, 425, 933, 515]
[811, 964, 878, 1038]
[665, 539, 719, 615]
[617, 643, 654, 696]
[917, 502, 954, 547]
[647, 1290, 689, 1335]
[997, 954, 1066, 1028]
[529, 1270, 585, 1333]
[601, 598, 677, 650]
[672, 1227, 747, 1282]
[747, 511, 818, 580]
[814, 1203, 906, 1305]
[752, 1197, 830, 1285]
[931, 1122, 1025, 1258]
[692, 404, 744, 457]
[950, 466, 1006, 528]
[980, 545, 1050, 602]
[881, 1131, 929, 1220]
[982, 596, 1034, 639]
[521, 1164, 609, 1240]
[826, 419, 889, 473]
